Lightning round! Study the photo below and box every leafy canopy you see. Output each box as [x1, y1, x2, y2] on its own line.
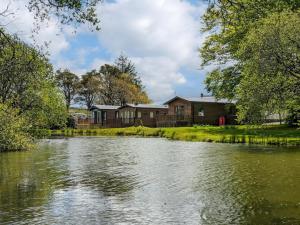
[201, 0, 300, 124]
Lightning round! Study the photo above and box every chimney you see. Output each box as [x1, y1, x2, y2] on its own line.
[200, 93, 204, 98]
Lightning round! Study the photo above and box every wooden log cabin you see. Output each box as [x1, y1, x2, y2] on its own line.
[87, 95, 236, 128]
[118, 104, 168, 127]
[90, 105, 120, 128]
[161, 96, 237, 126]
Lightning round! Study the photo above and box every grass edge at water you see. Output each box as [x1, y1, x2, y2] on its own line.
[49, 125, 300, 147]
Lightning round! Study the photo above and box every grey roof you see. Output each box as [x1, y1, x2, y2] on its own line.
[90, 105, 120, 110]
[164, 96, 236, 104]
[120, 104, 168, 109]
[186, 97, 236, 104]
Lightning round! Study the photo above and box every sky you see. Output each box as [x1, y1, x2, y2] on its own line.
[1, 0, 210, 103]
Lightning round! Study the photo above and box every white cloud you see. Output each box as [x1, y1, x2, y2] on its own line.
[1, 0, 208, 102]
[133, 56, 186, 102]
[95, 0, 207, 102]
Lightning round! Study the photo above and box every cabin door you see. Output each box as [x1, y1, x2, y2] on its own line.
[101, 111, 107, 125]
[93, 111, 98, 124]
[94, 110, 102, 124]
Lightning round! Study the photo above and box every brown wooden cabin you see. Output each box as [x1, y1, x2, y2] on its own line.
[159, 96, 237, 126]
[90, 105, 121, 128]
[118, 104, 168, 127]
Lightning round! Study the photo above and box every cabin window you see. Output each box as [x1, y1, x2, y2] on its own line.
[137, 111, 142, 118]
[150, 112, 154, 118]
[130, 111, 134, 118]
[93, 111, 98, 123]
[175, 105, 184, 116]
[198, 110, 204, 116]
[115, 111, 119, 119]
[102, 111, 107, 121]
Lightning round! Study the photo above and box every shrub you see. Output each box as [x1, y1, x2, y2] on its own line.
[0, 103, 34, 151]
[66, 116, 76, 128]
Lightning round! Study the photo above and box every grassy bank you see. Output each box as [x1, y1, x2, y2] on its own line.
[49, 125, 300, 146]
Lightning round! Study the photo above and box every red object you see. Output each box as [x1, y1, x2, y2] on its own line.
[219, 116, 226, 126]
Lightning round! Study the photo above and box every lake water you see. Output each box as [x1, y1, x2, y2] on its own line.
[0, 137, 299, 225]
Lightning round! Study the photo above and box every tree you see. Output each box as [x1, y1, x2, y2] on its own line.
[201, 0, 299, 67]
[205, 66, 241, 100]
[115, 54, 142, 87]
[98, 64, 122, 105]
[200, 1, 300, 124]
[0, 29, 67, 130]
[0, 29, 51, 104]
[78, 70, 102, 109]
[236, 73, 293, 124]
[235, 11, 300, 123]
[114, 73, 151, 105]
[23, 82, 68, 129]
[76, 56, 151, 108]
[238, 11, 300, 81]
[98, 63, 151, 105]
[56, 69, 80, 110]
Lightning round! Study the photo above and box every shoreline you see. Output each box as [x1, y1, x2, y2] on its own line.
[49, 125, 300, 147]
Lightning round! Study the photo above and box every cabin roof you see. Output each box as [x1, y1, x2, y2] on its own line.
[164, 96, 236, 105]
[90, 105, 120, 110]
[119, 104, 168, 109]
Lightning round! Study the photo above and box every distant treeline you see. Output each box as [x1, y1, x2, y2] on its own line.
[56, 55, 151, 110]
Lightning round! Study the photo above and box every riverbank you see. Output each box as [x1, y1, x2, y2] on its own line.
[50, 125, 300, 146]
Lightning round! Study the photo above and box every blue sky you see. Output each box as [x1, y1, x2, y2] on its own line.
[2, 0, 209, 103]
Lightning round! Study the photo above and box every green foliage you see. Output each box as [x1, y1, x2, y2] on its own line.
[0, 29, 68, 151]
[235, 11, 300, 123]
[27, 0, 101, 30]
[78, 55, 151, 108]
[205, 66, 241, 100]
[0, 29, 52, 104]
[286, 97, 300, 127]
[0, 30, 68, 130]
[115, 54, 142, 88]
[23, 84, 68, 129]
[238, 11, 300, 81]
[0, 103, 34, 151]
[56, 69, 80, 110]
[77, 70, 102, 109]
[201, 1, 300, 124]
[201, 0, 299, 66]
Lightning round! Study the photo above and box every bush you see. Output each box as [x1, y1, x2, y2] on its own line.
[0, 103, 34, 151]
[66, 116, 76, 128]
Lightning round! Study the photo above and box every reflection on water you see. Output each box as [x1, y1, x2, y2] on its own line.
[0, 137, 299, 225]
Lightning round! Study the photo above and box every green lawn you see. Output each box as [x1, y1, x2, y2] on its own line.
[50, 125, 300, 146]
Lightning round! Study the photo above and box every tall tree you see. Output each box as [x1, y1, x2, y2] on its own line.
[98, 64, 122, 105]
[56, 69, 80, 110]
[0, 29, 67, 129]
[78, 70, 102, 109]
[114, 73, 151, 105]
[235, 11, 300, 123]
[114, 54, 142, 87]
[98, 63, 151, 105]
[200, 1, 300, 123]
